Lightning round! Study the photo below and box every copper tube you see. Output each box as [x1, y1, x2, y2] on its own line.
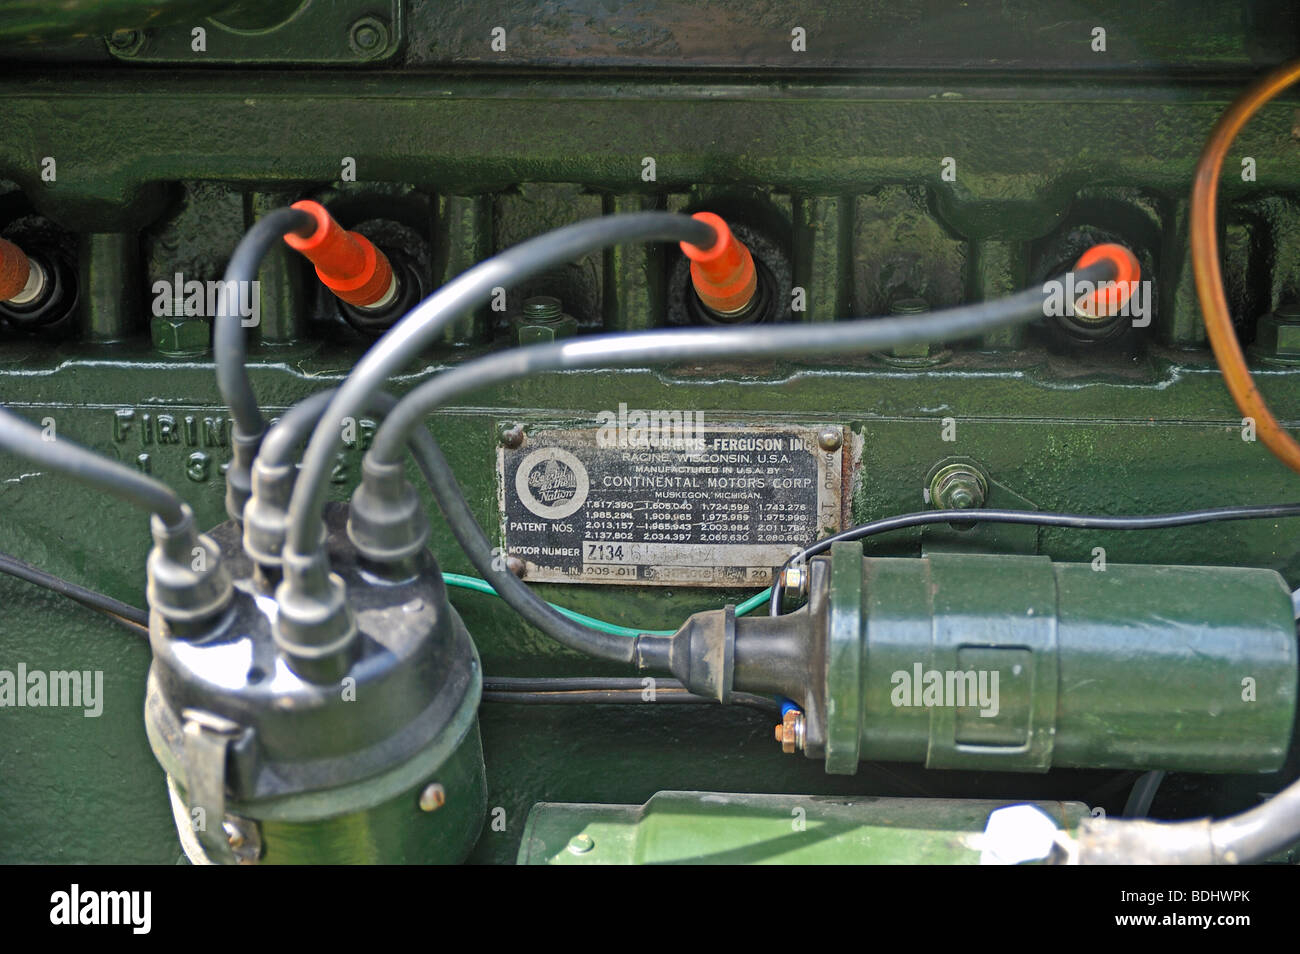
[1190, 60, 1300, 473]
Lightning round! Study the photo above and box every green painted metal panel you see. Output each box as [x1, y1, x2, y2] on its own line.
[518, 791, 1091, 864]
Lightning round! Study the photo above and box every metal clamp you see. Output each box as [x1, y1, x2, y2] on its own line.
[180, 708, 259, 864]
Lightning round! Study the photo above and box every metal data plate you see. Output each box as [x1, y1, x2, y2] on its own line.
[497, 423, 844, 587]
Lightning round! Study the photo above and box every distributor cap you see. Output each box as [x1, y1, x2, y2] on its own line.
[145, 503, 479, 806]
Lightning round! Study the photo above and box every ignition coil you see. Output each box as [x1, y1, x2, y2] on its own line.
[647, 542, 1297, 775]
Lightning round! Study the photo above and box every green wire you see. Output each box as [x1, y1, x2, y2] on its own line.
[734, 588, 772, 617]
[441, 572, 770, 638]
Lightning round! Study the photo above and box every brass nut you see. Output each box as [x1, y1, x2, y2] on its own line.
[418, 782, 446, 812]
[776, 709, 804, 754]
[882, 297, 951, 366]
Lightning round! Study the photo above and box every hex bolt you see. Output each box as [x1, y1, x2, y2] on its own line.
[514, 295, 578, 344]
[523, 297, 562, 321]
[946, 481, 980, 510]
[418, 782, 446, 812]
[941, 479, 981, 510]
[890, 297, 929, 316]
[348, 16, 391, 57]
[889, 297, 933, 360]
[929, 463, 987, 511]
[567, 833, 595, 854]
[353, 25, 381, 50]
[221, 817, 262, 864]
[107, 29, 146, 57]
[499, 423, 525, 449]
[817, 427, 843, 453]
[1253, 302, 1300, 361]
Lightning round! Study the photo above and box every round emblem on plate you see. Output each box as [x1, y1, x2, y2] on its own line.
[514, 447, 589, 520]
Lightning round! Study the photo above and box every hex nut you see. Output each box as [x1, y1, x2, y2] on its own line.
[882, 297, 952, 366]
[107, 29, 147, 57]
[1255, 305, 1300, 359]
[776, 709, 805, 754]
[152, 316, 210, 356]
[929, 463, 988, 511]
[514, 296, 578, 345]
[781, 564, 808, 598]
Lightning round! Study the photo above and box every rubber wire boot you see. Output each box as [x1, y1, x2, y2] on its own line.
[146, 504, 233, 635]
[680, 212, 758, 318]
[1072, 243, 1141, 319]
[283, 200, 397, 309]
[0, 236, 42, 304]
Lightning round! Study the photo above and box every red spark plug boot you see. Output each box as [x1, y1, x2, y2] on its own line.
[1072, 243, 1141, 319]
[680, 212, 758, 317]
[0, 236, 41, 304]
[283, 200, 397, 309]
